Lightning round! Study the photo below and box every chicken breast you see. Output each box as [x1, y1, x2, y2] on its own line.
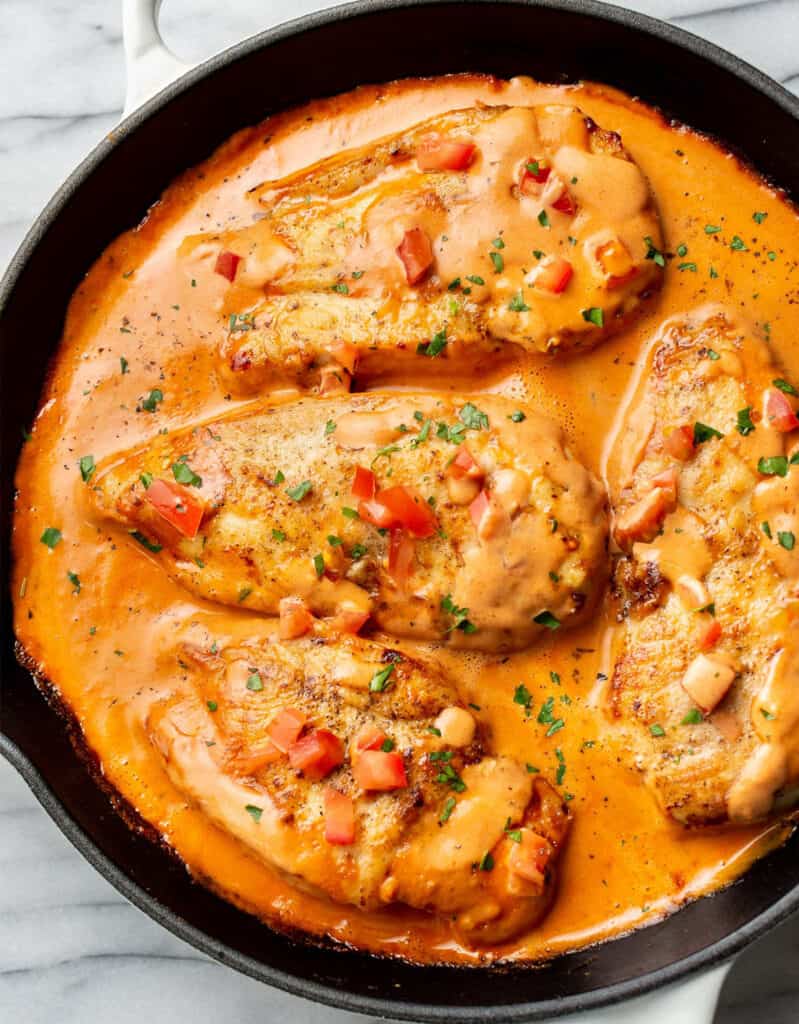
[178, 104, 663, 394]
[93, 392, 608, 652]
[606, 307, 799, 825]
[150, 628, 569, 945]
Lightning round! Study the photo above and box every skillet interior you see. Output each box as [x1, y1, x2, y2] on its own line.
[2, 1, 799, 1018]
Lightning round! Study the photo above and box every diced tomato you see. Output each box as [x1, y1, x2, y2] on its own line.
[329, 341, 360, 375]
[469, 489, 491, 530]
[358, 497, 396, 529]
[397, 227, 433, 285]
[416, 137, 476, 172]
[145, 478, 204, 539]
[288, 729, 344, 780]
[551, 191, 576, 215]
[664, 424, 696, 461]
[596, 237, 636, 287]
[323, 786, 355, 845]
[352, 749, 408, 791]
[532, 256, 573, 295]
[696, 618, 722, 651]
[353, 724, 388, 753]
[352, 465, 377, 500]
[508, 831, 552, 883]
[388, 527, 416, 584]
[647, 466, 679, 504]
[519, 157, 551, 195]
[278, 596, 315, 640]
[267, 706, 307, 753]
[214, 250, 241, 282]
[764, 388, 799, 432]
[614, 486, 675, 547]
[236, 741, 283, 774]
[375, 486, 438, 538]
[446, 443, 484, 480]
[327, 608, 371, 635]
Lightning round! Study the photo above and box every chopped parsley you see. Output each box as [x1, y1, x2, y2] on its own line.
[246, 672, 263, 692]
[650, 723, 666, 737]
[349, 543, 367, 559]
[228, 312, 255, 332]
[341, 506, 359, 519]
[440, 594, 477, 634]
[693, 421, 723, 445]
[459, 402, 489, 431]
[369, 664, 395, 693]
[466, 274, 485, 286]
[478, 852, 494, 871]
[120, 356, 129, 374]
[736, 407, 755, 435]
[237, 587, 252, 603]
[130, 530, 161, 553]
[537, 696, 555, 724]
[537, 210, 551, 229]
[762, 521, 773, 539]
[381, 738, 395, 752]
[244, 804, 263, 822]
[207, 700, 218, 712]
[272, 528, 286, 542]
[331, 281, 349, 294]
[324, 419, 337, 435]
[533, 610, 560, 630]
[327, 534, 343, 547]
[492, 237, 505, 250]
[313, 553, 325, 577]
[140, 388, 163, 413]
[730, 235, 748, 252]
[555, 748, 566, 785]
[79, 455, 96, 483]
[514, 684, 533, 715]
[773, 378, 799, 396]
[417, 328, 447, 357]
[705, 225, 721, 235]
[753, 211, 768, 224]
[439, 797, 457, 824]
[489, 251, 504, 273]
[172, 460, 202, 487]
[437, 762, 466, 792]
[67, 571, 81, 593]
[681, 708, 703, 725]
[678, 262, 697, 272]
[644, 236, 666, 268]
[286, 480, 313, 501]
[582, 307, 604, 327]
[758, 455, 788, 477]
[707, 349, 721, 361]
[778, 531, 795, 551]
[140, 472, 153, 489]
[510, 410, 526, 422]
[508, 291, 530, 313]
[761, 708, 776, 721]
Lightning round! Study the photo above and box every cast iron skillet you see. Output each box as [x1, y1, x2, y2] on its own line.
[2, 0, 799, 1019]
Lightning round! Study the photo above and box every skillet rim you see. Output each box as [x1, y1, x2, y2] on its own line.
[2, 0, 799, 1018]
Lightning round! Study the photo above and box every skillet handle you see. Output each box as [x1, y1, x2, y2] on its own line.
[546, 964, 731, 1023]
[122, 0, 195, 117]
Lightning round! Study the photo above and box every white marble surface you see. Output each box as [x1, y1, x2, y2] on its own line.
[2, 1, 799, 1021]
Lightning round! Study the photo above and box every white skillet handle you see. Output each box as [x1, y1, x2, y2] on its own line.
[122, 0, 195, 117]
[548, 964, 731, 1024]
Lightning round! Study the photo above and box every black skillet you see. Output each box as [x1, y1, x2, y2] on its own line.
[2, 0, 798, 1019]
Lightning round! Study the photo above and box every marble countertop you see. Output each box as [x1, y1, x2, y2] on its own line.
[2, 1, 798, 1021]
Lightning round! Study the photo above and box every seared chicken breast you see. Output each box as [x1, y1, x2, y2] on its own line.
[93, 393, 608, 652]
[606, 307, 799, 825]
[151, 628, 569, 945]
[178, 105, 663, 393]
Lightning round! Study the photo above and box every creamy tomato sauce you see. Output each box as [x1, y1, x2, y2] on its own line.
[12, 73, 798, 964]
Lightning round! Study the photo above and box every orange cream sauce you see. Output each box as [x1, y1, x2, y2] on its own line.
[12, 73, 799, 964]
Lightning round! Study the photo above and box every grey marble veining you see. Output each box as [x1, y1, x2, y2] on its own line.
[1, 2, 798, 1021]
